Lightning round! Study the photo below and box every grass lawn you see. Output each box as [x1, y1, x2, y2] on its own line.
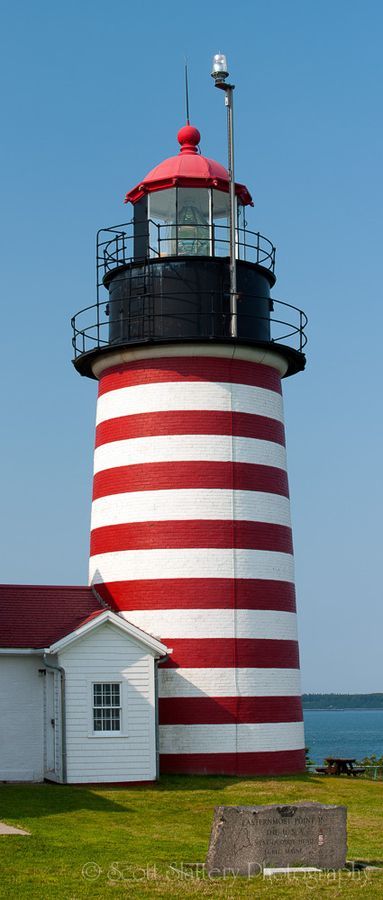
[1, 774, 383, 898]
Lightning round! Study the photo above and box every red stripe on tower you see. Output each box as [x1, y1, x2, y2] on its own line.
[88, 353, 305, 774]
[158, 696, 303, 724]
[159, 750, 306, 776]
[90, 521, 294, 555]
[92, 462, 290, 500]
[159, 639, 300, 669]
[94, 578, 297, 611]
[97, 357, 283, 395]
[95, 410, 286, 448]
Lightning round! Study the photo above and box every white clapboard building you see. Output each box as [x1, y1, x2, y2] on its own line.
[0, 585, 169, 783]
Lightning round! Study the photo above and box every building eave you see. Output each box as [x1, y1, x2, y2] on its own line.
[48, 609, 170, 657]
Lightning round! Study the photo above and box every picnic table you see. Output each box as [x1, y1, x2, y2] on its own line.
[315, 757, 365, 776]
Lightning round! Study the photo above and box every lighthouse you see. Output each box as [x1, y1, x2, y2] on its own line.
[72, 106, 307, 776]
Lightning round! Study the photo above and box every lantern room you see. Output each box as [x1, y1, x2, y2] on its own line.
[126, 125, 253, 260]
[71, 125, 307, 379]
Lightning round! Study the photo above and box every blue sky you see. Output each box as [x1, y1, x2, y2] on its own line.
[1, 0, 383, 691]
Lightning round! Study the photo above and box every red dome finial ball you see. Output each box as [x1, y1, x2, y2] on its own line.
[177, 124, 201, 154]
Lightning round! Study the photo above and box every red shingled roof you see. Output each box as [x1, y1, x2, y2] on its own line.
[124, 124, 253, 207]
[0, 584, 106, 648]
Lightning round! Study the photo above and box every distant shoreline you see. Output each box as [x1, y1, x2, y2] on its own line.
[302, 693, 383, 710]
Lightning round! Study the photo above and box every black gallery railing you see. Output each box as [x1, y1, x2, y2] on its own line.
[97, 221, 276, 286]
[71, 293, 308, 359]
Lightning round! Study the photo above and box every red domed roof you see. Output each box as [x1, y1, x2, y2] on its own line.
[124, 125, 253, 206]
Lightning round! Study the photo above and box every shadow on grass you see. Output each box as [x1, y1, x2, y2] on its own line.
[112, 772, 322, 792]
[0, 783, 131, 819]
[0, 773, 325, 822]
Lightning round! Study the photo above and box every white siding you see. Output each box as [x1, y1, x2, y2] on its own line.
[57, 622, 157, 783]
[0, 655, 44, 781]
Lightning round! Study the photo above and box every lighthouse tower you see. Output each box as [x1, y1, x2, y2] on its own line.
[72, 122, 307, 776]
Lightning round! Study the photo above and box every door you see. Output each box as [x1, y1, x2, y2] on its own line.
[44, 670, 62, 781]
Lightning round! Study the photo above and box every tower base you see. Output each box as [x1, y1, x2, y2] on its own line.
[160, 750, 306, 776]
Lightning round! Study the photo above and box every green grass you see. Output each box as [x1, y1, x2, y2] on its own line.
[1, 775, 383, 898]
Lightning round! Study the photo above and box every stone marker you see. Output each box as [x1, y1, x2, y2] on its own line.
[205, 802, 347, 875]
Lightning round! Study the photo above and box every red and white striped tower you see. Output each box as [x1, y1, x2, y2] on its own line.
[72, 123, 307, 775]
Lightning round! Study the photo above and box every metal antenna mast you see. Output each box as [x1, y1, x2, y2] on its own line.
[211, 53, 237, 338]
[185, 60, 190, 124]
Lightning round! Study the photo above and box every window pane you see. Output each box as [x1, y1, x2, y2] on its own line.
[93, 709, 102, 730]
[111, 710, 120, 730]
[212, 189, 230, 221]
[176, 188, 210, 256]
[212, 190, 230, 257]
[102, 684, 111, 705]
[111, 685, 120, 707]
[93, 684, 102, 706]
[149, 190, 177, 258]
[149, 189, 176, 223]
[102, 709, 111, 729]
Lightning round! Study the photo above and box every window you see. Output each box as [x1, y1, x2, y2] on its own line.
[148, 188, 211, 257]
[176, 188, 210, 256]
[212, 189, 231, 257]
[93, 683, 121, 732]
[148, 189, 176, 257]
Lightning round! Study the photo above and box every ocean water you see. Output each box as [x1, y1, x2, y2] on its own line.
[303, 709, 383, 765]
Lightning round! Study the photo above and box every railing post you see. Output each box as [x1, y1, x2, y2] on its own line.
[96, 296, 100, 348]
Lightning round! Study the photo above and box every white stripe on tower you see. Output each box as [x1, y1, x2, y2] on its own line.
[89, 351, 305, 775]
[93, 434, 287, 472]
[91, 490, 291, 529]
[159, 722, 305, 755]
[158, 667, 302, 698]
[119, 609, 298, 640]
[95, 381, 285, 424]
[90, 549, 295, 583]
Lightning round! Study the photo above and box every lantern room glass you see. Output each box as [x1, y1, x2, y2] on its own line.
[212, 189, 230, 256]
[148, 187, 241, 259]
[148, 189, 176, 257]
[177, 188, 210, 255]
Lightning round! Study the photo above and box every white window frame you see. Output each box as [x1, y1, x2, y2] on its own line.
[91, 681, 123, 737]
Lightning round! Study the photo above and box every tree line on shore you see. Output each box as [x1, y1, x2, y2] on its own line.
[302, 693, 383, 709]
